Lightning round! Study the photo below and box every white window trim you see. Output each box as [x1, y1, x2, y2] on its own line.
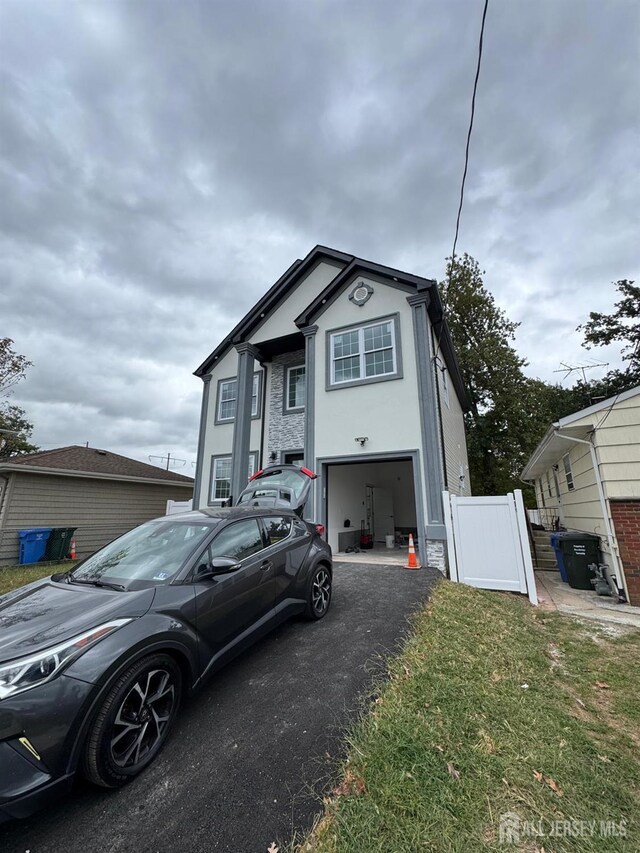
[326, 314, 403, 390]
[209, 452, 258, 505]
[215, 373, 261, 424]
[285, 364, 306, 412]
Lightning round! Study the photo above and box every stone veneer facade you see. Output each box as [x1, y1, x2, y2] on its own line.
[610, 499, 640, 606]
[267, 350, 305, 463]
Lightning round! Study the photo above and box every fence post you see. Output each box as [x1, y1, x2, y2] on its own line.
[442, 491, 459, 582]
[514, 489, 538, 605]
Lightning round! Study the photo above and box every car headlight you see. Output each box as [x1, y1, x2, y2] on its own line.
[0, 619, 132, 700]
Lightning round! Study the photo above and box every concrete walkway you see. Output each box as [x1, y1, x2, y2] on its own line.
[536, 569, 640, 629]
[333, 544, 408, 566]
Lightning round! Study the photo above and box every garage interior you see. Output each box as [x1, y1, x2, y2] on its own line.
[325, 458, 418, 554]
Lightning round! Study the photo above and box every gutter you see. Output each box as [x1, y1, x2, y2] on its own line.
[553, 430, 629, 602]
[0, 465, 194, 490]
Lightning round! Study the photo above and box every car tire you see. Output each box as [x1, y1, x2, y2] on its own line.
[82, 653, 182, 789]
[303, 564, 332, 620]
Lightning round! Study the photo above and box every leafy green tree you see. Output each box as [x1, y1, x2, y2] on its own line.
[0, 337, 38, 458]
[0, 405, 38, 458]
[578, 279, 640, 392]
[440, 256, 577, 497]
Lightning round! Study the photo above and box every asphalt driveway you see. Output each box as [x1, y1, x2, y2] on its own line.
[1, 562, 439, 853]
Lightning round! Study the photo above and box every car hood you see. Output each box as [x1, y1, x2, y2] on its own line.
[0, 577, 155, 663]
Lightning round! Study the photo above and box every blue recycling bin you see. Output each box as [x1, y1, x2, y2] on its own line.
[550, 532, 569, 583]
[18, 528, 53, 565]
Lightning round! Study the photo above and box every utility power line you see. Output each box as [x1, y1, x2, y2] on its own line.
[450, 0, 490, 265]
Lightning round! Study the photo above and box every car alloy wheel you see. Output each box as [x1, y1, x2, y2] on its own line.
[82, 653, 182, 788]
[110, 668, 177, 769]
[311, 566, 331, 617]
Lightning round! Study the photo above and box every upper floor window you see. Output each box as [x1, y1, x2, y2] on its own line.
[327, 315, 402, 389]
[215, 373, 261, 423]
[562, 454, 575, 491]
[286, 365, 306, 411]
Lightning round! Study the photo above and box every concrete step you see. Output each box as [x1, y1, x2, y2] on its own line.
[534, 545, 555, 557]
[532, 531, 553, 543]
[535, 557, 559, 570]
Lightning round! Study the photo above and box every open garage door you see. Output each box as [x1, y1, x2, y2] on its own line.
[325, 457, 418, 554]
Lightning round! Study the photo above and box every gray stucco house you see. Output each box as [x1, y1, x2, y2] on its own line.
[0, 446, 194, 564]
[192, 245, 470, 568]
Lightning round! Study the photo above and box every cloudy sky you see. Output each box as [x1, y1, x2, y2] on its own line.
[1, 0, 638, 473]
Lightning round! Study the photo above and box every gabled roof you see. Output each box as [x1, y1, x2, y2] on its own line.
[555, 385, 640, 428]
[0, 445, 194, 487]
[194, 245, 352, 376]
[521, 386, 640, 480]
[194, 244, 470, 410]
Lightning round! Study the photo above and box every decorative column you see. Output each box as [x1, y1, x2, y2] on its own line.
[407, 294, 447, 564]
[230, 343, 260, 504]
[302, 325, 318, 519]
[192, 374, 212, 509]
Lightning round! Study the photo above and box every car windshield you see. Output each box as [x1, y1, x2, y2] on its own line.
[69, 520, 214, 589]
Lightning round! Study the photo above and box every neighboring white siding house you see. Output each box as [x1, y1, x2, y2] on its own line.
[192, 246, 470, 567]
[521, 387, 640, 606]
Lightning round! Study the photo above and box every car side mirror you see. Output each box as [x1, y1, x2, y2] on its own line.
[195, 556, 241, 580]
[209, 556, 242, 576]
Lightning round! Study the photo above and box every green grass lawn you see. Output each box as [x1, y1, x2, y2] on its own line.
[0, 562, 72, 595]
[301, 581, 640, 853]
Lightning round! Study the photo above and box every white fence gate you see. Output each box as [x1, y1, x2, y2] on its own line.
[166, 499, 193, 516]
[443, 489, 538, 605]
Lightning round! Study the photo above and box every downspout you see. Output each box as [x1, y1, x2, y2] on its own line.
[430, 327, 449, 490]
[555, 430, 629, 602]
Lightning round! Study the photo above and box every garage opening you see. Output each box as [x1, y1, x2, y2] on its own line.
[325, 458, 418, 554]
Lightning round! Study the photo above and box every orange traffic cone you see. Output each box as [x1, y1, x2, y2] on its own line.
[405, 534, 421, 570]
[69, 537, 77, 560]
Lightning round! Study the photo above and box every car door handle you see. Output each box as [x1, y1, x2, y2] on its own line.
[260, 560, 273, 572]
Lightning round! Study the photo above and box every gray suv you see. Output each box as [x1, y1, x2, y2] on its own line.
[0, 466, 331, 821]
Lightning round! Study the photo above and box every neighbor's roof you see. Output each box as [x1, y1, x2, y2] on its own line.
[0, 445, 194, 488]
[193, 244, 471, 411]
[521, 386, 640, 480]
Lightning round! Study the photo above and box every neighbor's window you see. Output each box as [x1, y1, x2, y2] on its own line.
[286, 365, 306, 411]
[563, 454, 575, 491]
[217, 374, 260, 422]
[329, 317, 400, 387]
[441, 368, 450, 407]
[210, 453, 257, 503]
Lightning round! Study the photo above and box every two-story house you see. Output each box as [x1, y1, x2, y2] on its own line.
[192, 245, 470, 569]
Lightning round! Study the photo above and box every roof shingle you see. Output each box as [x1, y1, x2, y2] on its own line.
[2, 445, 194, 485]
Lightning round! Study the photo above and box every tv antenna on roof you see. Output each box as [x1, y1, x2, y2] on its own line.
[554, 361, 609, 404]
[554, 361, 608, 384]
[148, 452, 187, 471]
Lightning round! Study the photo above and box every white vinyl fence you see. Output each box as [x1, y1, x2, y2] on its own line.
[166, 499, 193, 516]
[443, 489, 538, 605]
